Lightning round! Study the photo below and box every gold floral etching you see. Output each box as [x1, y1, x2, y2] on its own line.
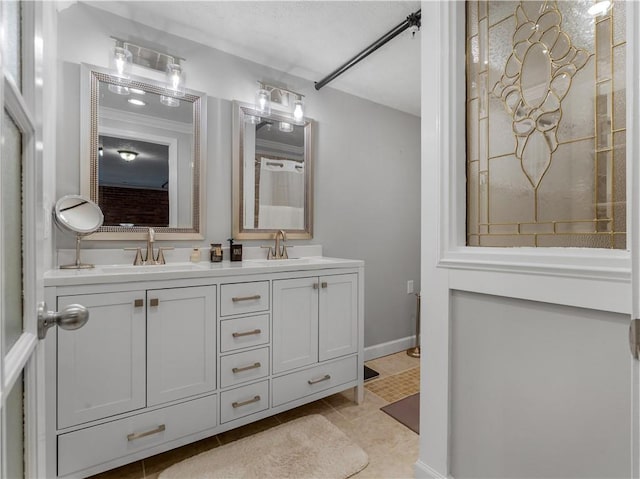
[492, 1, 593, 189]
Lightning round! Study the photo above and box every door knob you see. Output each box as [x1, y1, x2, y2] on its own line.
[38, 301, 89, 339]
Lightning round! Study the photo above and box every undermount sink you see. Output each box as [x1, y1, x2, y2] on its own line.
[100, 263, 207, 274]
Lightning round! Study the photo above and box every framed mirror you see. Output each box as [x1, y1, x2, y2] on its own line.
[80, 64, 207, 240]
[232, 101, 313, 240]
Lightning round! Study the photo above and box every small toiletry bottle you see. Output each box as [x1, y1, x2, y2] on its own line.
[190, 247, 201, 263]
[228, 238, 243, 262]
[210, 243, 223, 262]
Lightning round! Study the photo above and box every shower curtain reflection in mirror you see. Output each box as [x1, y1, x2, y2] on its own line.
[256, 156, 304, 229]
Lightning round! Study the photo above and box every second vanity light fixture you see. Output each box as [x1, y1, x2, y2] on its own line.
[254, 81, 305, 129]
[109, 38, 186, 107]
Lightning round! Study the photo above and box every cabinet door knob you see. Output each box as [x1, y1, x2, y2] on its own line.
[134, 299, 144, 308]
[321, 282, 328, 288]
[149, 298, 159, 307]
[232, 395, 261, 408]
[313, 283, 319, 289]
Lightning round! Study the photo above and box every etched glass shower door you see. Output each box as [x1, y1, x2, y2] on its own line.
[466, 0, 626, 248]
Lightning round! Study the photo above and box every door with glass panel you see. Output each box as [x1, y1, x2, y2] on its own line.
[1, 1, 41, 478]
[420, 1, 640, 478]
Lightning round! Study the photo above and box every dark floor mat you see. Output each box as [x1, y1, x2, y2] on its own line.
[380, 392, 419, 434]
[364, 365, 380, 381]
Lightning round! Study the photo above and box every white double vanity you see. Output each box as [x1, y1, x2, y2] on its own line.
[43, 254, 364, 478]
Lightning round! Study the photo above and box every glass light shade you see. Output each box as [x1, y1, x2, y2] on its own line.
[117, 150, 138, 161]
[588, 0, 611, 16]
[160, 95, 180, 107]
[245, 114, 261, 124]
[165, 63, 185, 97]
[127, 98, 146, 106]
[279, 121, 294, 132]
[255, 88, 271, 115]
[111, 46, 132, 78]
[292, 99, 305, 124]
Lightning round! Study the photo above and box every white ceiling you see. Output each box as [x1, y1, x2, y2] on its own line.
[84, 1, 421, 117]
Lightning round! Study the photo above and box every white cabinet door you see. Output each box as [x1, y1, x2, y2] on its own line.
[147, 285, 216, 406]
[273, 277, 318, 373]
[318, 274, 358, 361]
[57, 291, 146, 429]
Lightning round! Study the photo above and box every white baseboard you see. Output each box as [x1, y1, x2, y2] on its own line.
[364, 335, 417, 361]
[414, 460, 449, 479]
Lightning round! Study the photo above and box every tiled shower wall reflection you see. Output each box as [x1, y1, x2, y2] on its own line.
[466, 0, 626, 248]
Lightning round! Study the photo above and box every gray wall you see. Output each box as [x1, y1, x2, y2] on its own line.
[450, 291, 631, 478]
[56, 3, 421, 350]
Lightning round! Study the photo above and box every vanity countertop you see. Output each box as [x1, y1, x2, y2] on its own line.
[44, 256, 364, 287]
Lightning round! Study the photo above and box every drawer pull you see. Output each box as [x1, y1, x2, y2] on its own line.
[308, 374, 331, 385]
[232, 395, 261, 408]
[127, 424, 166, 441]
[134, 299, 144, 307]
[313, 283, 319, 289]
[232, 362, 261, 373]
[232, 294, 261, 302]
[321, 282, 328, 288]
[149, 298, 159, 307]
[232, 328, 262, 338]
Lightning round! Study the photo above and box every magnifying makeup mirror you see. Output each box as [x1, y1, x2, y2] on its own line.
[54, 195, 104, 269]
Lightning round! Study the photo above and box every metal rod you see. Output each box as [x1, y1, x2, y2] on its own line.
[315, 9, 420, 91]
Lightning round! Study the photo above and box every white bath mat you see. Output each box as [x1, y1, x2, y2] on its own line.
[159, 414, 369, 479]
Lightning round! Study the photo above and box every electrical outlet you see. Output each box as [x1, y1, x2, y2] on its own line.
[407, 280, 414, 294]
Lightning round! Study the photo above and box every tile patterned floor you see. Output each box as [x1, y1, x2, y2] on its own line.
[90, 351, 420, 479]
[364, 367, 420, 403]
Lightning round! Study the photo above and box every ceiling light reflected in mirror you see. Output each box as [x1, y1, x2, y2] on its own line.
[117, 149, 138, 161]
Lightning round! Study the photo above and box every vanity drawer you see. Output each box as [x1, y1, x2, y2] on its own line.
[57, 394, 217, 477]
[220, 281, 270, 317]
[220, 347, 270, 388]
[220, 314, 270, 352]
[220, 380, 269, 423]
[272, 355, 358, 407]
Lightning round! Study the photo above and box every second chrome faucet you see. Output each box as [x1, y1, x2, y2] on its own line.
[262, 229, 289, 260]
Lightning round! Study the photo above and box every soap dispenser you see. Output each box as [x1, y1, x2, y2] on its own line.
[190, 247, 201, 263]
[228, 238, 243, 262]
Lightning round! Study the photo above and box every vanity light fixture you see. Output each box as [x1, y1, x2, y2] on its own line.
[587, 0, 611, 16]
[165, 62, 185, 98]
[292, 97, 305, 124]
[108, 45, 133, 95]
[255, 87, 271, 116]
[127, 98, 146, 106]
[255, 81, 305, 121]
[109, 38, 187, 105]
[117, 150, 138, 162]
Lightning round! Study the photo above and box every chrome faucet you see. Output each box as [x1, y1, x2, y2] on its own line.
[274, 229, 288, 259]
[125, 227, 173, 265]
[145, 228, 158, 264]
[260, 230, 289, 260]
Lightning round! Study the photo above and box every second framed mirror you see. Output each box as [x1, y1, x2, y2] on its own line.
[232, 101, 313, 240]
